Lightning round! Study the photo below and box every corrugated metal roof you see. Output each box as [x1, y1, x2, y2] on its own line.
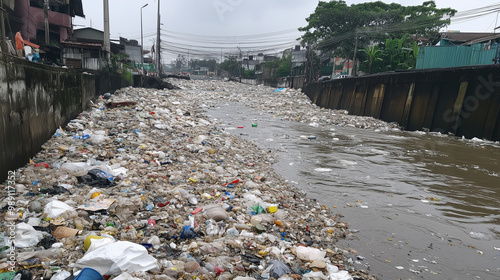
[462, 33, 500, 45]
[441, 32, 495, 43]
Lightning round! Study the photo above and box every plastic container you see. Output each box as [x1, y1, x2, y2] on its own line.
[74, 268, 104, 280]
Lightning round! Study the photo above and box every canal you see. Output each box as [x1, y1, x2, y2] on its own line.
[206, 101, 500, 280]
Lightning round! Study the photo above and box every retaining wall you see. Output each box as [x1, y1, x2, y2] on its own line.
[0, 54, 127, 182]
[304, 65, 500, 141]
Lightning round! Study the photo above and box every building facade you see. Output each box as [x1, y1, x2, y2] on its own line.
[12, 0, 84, 44]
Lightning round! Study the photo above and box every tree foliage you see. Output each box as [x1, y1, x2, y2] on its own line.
[299, 1, 456, 59]
[219, 56, 240, 77]
[358, 36, 419, 74]
[243, 69, 256, 79]
[104, 52, 129, 73]
[265, 53, 292, 80]
[188, 58, 217, 71]
[174, 55, 186, 71]
[275, 53, 292, 78]
[359, 46, 383, 74]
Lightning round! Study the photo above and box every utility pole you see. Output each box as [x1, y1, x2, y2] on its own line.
[156, 0, 161, 76]
[331, 51, 335, 78]
[0, 0, 7, 53]
[103, 0, 110, 62]
[305, 44, 313, 83]
[44, 0, 49, 44]
[140, 3, 148, 72]
[352, 35, 359, 76]
[237, 46, 242, 82]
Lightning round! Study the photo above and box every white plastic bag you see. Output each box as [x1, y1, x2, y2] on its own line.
[302, 271, 328, 280]
[327, 264, 353, 280]
[295, 246, 326, 261]
[44, 200, 74, 219]
[113, 272, 142, 280]
[15, 223, 43, 248]
[72, 241, 158, 275]
[87, 237, 114, 253]
[60, 162, 90, 174]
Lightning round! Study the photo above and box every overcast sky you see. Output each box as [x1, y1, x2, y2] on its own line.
[73, 0, 500, 63]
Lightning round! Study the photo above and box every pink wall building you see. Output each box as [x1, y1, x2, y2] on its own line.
[14, 0, 84, 44]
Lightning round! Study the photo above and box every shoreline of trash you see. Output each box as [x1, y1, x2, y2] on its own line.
[0, 80, 388, 280]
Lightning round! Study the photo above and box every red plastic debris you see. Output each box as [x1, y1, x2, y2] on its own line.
[191, 207, 203, 215]
[223, 179, 239, 186]
[157, 201, 170, 207]
[34, 163, 50, 168]
[214, 266, 225, 275]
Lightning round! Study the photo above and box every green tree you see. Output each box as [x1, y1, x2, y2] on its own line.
[188, 59, 198, 70]
[381, 35, 419, 71]
[198, 59, 217, 72]
[359, 45, 383, 74]
[104, 52, 129, 72]
[243, 69, 256, 79]
[358, 36, 420, 74]
[299, 1, 455, 59]
[189, 58, 217, 72]
[275, 53, 292, 78]
[219, 56, 240, 77]
[174, 55, 186, 71]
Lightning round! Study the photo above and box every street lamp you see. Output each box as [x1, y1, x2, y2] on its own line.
[141, 3, 148, 74]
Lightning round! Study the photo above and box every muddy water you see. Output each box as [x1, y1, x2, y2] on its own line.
[206, 102, 500, 280]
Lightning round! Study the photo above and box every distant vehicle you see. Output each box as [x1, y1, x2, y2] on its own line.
[318, 75, 331, 81]
[335, 74, 350, 79]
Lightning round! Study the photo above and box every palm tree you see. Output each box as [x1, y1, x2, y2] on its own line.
[360, 45, 382, 74]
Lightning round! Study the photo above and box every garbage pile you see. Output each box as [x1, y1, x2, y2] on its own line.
[170, 78, 400, 131]
[1, 80, 380, 280]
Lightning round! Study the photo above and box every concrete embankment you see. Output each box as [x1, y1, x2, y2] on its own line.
[0, 53, 128, 182]
[304, 65, 500, 141]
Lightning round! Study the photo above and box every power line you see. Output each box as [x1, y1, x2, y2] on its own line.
[159, 28, 303, 62]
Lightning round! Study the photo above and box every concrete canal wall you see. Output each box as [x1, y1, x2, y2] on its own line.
[304, 65, 500, 141]
[0, 53, 127, 182]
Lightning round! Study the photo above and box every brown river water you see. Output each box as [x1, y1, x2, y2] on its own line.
[207, 102, 500, 280]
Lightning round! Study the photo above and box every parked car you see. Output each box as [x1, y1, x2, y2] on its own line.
[334, 74, 350, 79]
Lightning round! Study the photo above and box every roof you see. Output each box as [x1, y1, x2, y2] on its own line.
[462, 33, 500, 45]
[440, 32, 496, 44]
[74, 27, 104, 34]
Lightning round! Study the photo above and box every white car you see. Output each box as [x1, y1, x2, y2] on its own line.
[336, 75, 350, 79]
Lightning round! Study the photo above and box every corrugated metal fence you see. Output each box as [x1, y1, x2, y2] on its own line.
[416, 44, 498, 69]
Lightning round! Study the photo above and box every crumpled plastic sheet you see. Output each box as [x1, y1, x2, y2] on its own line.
[72, 241, 159, 275]
[15, 223, 43, 248]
